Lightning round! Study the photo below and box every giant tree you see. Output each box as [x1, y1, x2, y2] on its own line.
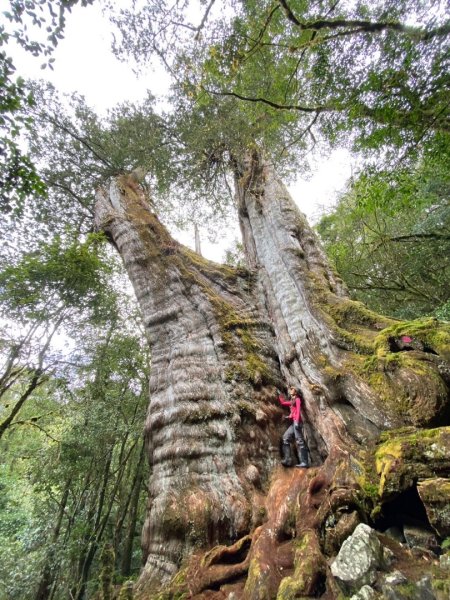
[94, 137, 450, 599]
[11, 1, 450, 594]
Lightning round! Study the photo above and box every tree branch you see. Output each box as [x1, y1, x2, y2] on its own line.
[10, 418, 61, 442]
[194, 0, 217, 40]
[278, 0, 450, 39]
[203, 87, 327, 113]
[389, 233, 450, 243]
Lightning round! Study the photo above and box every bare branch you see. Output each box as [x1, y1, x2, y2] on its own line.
[194, 0, 217, 40]
[203, 87, 327, 113]
[278, 0, 450, 39]
[388, 233, 450, 243]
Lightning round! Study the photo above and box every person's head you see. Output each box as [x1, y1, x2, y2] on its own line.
[288, 386, 297, 398]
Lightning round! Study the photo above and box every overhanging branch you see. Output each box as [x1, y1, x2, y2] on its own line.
[278, 0, 450, 40]
[203, 87, 327, 113]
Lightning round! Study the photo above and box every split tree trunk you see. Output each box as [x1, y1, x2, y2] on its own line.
[94, 151, 449, 598]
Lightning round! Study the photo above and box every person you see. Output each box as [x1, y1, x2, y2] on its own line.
[277, 386, 309, 468]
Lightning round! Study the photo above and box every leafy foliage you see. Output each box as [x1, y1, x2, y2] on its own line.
[0, 233, 116, 322]
[316, 138, 450, 319]
[112, 0, 450, 163]
[0, 1, 94, 211]
[0, 321, 149, 600]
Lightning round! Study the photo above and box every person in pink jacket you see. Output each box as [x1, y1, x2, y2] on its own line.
[278, 386, 309, 468]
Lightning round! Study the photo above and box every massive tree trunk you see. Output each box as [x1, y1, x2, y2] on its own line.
[94, 152, 450, 599]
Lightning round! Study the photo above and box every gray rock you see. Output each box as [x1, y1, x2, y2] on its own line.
[382, 546, 395, 568]
[331, 523, 384, 592]
[381, 574, 437, 600]
[383, 571, 407, 586]
[439, 553, 450, 570]
[416, 575, 436, 600]
[350, 585, 378, 600]
[381, 585, 408, 600]
[403, 524, 439, 553]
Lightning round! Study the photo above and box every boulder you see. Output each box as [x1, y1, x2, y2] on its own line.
[383, 570, 407, 586]
[403, 524, 439, 554]
[381, 574, 437, 600]
[350, 585, 378, 600]
[439, 553, 450, 570]
[331, 524, 385, 592]
[416, 575, 435, 600]
[375, 427, 450, 500]
[417, 478, 450, 537]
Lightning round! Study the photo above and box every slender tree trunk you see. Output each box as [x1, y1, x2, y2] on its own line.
[95, 156, 449, 598]
[34, 479, 71, 600]
[120, 442, 146, 577]
[194, 222, 202, 256]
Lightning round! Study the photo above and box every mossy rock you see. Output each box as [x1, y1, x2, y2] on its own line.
[417, 478, 450, 537]
[374, 318, 450, 362]
[375, 427, 450, 500]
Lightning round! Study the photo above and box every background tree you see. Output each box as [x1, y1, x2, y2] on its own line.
[0, 316, 149, 600]
[316, 141, 450, 320]
[0, 0, 93, 210]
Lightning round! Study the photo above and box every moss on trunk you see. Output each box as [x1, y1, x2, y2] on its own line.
[95, 153, 450, 599]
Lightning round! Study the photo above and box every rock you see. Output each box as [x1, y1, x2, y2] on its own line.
[382, 547, 395, 568]
[439, 553, 450, 570]
[381, 585, 409, 600]
[383, 570, 408, 586]
[381, 574, 437, 600]
[383, 526, 406, 543]
[350, 585, 378, 600]
[375, 428, 450, 500]
[331, 523, 384, 592]
[416, 575, 435, 600]
[417, 478, 450, 537]
[403, 524, 439, 553]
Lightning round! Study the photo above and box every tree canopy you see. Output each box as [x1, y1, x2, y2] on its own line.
[316, 140, 450, 319]
[0, 0, 94, 210]
[112, 0, 449, 160]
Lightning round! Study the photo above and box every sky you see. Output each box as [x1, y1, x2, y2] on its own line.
[4, 1, 354, 262]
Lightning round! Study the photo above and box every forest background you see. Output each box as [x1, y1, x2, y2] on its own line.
[0, 1, 449, 599]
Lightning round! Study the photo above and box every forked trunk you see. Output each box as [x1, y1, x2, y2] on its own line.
[95, 152, 450, 598]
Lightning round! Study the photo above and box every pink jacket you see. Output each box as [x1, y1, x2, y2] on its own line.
[279, 394, 302, 423]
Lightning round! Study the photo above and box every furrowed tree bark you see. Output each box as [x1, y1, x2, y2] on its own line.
[94, 155, 449, 598]
[95, 175, 283, 590]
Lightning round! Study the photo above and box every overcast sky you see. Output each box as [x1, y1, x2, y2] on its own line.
[4, 1, 354, 261]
